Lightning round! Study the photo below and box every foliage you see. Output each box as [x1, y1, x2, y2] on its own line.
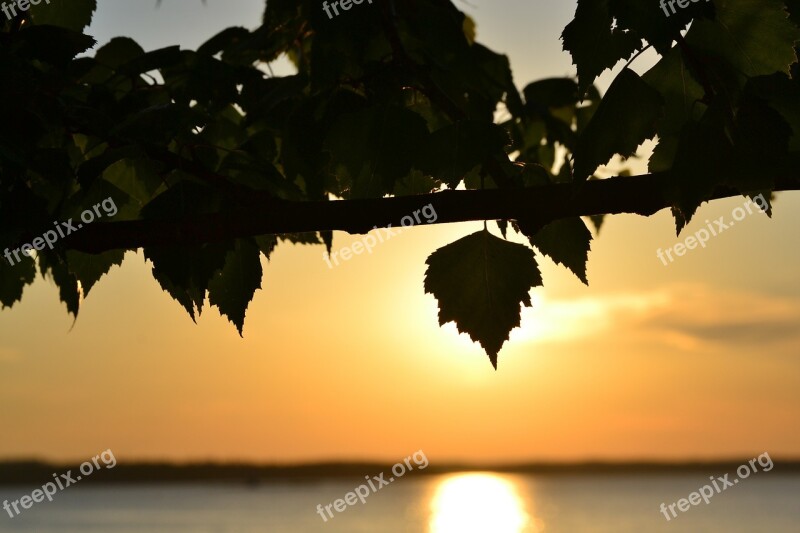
[0, 0, 798, 367]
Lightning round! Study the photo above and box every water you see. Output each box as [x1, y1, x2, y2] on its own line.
[0, 472, 798, 532]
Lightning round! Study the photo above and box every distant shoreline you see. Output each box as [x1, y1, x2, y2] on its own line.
[2, 460, 800, 486]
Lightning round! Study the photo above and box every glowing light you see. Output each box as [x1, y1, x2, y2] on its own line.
[428, 473, 537, 533]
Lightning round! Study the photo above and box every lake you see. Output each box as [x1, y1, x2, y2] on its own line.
[1, 472, 798, 532]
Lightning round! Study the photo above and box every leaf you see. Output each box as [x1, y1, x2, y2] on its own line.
[642, 46, 707, 173]
[463, 14, 477, 45]
[320, 231, 333, 255]
[208, 239, 263, 336]
[65, 250, 125, 297]
[255, 235, 278, 260]
[198, 27, 251, 57]
[279, 233, 320, 245]
[609, 0, 714, 55]
[496, 220, 508, 239]
[424, 230, 543, 368]
[325, 105, 429, 198]
[523, 78, 582, 111]
[30, 0, 97, 32]
[94, 37, 145, 68]
[418, 121, 510, 189]
[573, 69, 663, 181]
[39, 254, 80, 318]
[0, 254, 36, 309]
[561, 0, 642, 94]
[521, 78, 585, 153]
[145, 242, 232, 321]
[642, 47, 707, 139]
[101, 158, 166, 215]
[523, 218, 593, 285]
[686, 0, 800, 79]
[747, 73, 800, 151]
[471, 44, 524, 117]
[665, 103, 737, 232]
[589, 214, 606, 234]
[393, 169, 440, 196]
[730, 92, 794, 182]
[14, 26, 96, 66]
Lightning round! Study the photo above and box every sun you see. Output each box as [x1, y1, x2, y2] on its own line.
[428, 472, 538, 533]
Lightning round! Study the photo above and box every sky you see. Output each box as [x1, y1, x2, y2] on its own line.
[0, 0, 798, 464]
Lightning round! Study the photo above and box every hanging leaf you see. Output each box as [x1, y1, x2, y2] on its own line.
[208, 239, 263, 336]
[424, 230, 543, 368]
[521, 218, 593, 285]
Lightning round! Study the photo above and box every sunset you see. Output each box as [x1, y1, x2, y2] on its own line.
[1, 0, 799, 531]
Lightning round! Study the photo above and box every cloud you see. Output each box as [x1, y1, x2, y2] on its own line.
[512, 284, 800, 350]
[643, 285, 800, 348]
[512, 289, 671, 344]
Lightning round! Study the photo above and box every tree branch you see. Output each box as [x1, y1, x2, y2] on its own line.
[63, 173, 800, 254]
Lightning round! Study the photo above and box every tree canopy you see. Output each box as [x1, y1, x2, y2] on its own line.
[1, 0, 798, 368]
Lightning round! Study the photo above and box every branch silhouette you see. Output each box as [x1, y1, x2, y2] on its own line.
[64, 173, 800, 254]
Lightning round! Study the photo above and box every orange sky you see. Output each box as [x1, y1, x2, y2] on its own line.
[1, 192, 798, 463]
[1, 0, 799, 464]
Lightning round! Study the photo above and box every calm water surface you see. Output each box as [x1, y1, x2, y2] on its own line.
[0, 472, 797, 532]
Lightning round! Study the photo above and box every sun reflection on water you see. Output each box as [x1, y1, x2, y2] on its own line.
[428, 472, 539, 533]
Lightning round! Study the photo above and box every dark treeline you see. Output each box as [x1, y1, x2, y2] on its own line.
[1, 460, 799, 485]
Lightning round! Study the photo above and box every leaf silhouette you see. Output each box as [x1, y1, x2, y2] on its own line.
[424, 230, 543, 368]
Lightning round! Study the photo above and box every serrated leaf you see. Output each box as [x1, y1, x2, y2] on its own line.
[255, 235, 278, 260]
[686, 0, 800, 79]
[665, 103, 737, 232]
[145, 242, 232, 321]
[279, 233, 320, 245]
[0, 254, 36, 309]
[609, 0, 714, 55]
[573, 69, 663, 181]
[562, 0, 642, 94]
[424, 230, 543, 368]
[208, 239, 262, 335]
[589, 214, 606, 234]
[393, 169, 439, 196]
[642, 46, 706, 139]
[496, 220, 508, 239]
[30, 0, 97, 32]
[320, 231, 333, 255]
[642, 46, 707, 173]
[40, 254, 80, 318]
[65, 250, 125, 297]
[523, 218, 592, 285]
[14, 26, 96, 66]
